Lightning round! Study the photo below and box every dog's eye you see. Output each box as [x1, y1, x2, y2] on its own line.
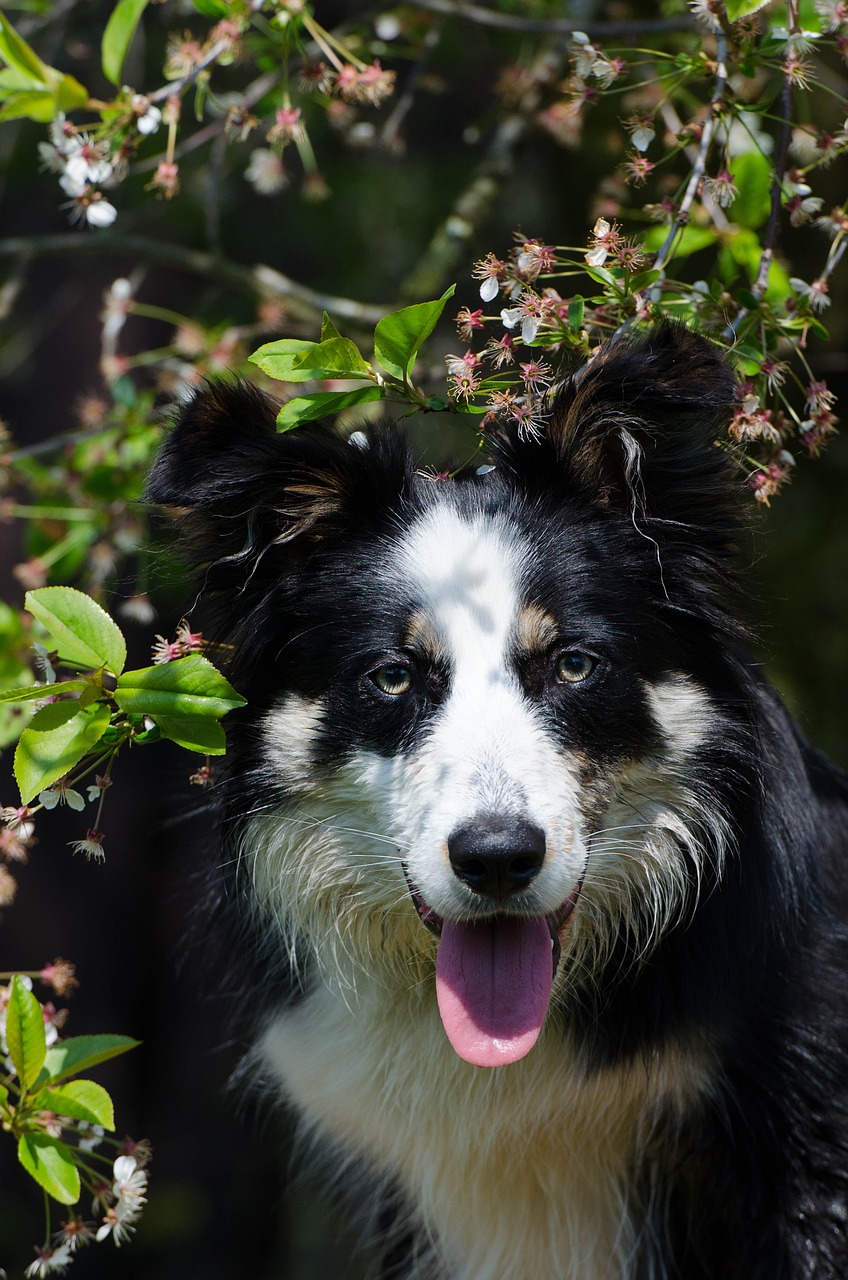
[369, 663, 415, 697]
[555, 652, 596, 684]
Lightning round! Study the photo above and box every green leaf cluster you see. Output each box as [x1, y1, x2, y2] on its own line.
[0, 12, 88, 123]
[3, 977, 138, 1205]
[249, 287, 456, 432]
[1, 587, 246, 804]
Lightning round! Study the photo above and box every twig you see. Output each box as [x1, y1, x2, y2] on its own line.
[652, 28, 729, 275]
[408, 0, 694, 38]
[0, 234, 390, 328]
[724, 78, 794, 338]
[131, 71, 280, 175]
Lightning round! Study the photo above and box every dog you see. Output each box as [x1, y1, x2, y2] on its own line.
[148, 324, 848, 1280]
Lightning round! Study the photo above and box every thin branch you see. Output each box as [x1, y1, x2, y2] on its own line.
[408, 0, 694, 38]
[0, 234, 389, 328]
[725, 78, 793, 338]
[652, 29, 729, 275]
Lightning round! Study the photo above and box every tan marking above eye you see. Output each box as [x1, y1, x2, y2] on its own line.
[514, 603, 560, 654]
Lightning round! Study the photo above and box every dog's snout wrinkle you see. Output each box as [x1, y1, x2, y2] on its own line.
[448, 815, 546, 900]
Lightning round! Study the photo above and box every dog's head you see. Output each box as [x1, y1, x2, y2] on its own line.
[149, 325, 752, 1066]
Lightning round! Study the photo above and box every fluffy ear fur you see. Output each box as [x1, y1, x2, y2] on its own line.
[493, 325, 743, 549]
[146, 379, 412, 593]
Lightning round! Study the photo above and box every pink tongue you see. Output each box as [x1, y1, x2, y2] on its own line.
[435, 917, 553, 1067]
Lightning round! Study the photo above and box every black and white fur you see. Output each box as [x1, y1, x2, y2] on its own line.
[148, 326, 848, 1280]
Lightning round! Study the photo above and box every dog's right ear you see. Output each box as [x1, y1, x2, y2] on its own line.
[146, 379, 410, 588]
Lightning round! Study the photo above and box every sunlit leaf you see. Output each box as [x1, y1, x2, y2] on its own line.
[276, 386, 383, 432]
[25, 588, 126, 676]
[14, 702, 112, 805]
[115, 654, 246, 719]
[43, 1034, 140, 1086]
[33, 1080, 115, 1130]
[6, 976, 46, 1091]
[18, 1134, 80, 1206]
[102, 0, 150, 85]
[373, 286, 455, 384]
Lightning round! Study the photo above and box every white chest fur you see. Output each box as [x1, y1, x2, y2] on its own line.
[260, 970, 710, 1280]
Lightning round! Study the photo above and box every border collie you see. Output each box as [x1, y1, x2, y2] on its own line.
[148, 325, 848, 1280]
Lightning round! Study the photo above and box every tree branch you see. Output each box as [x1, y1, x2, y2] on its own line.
[0, 234, 389, 329]
[409, 0, 694, 38]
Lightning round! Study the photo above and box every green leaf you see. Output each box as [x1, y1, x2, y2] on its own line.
[320, 312, 343, 342]
[373, 286, 455, 384]
[102, 0, 150, 85]
[0, 12, 47, 81]
[50, 69, 89, 112]
[33, 1080, 115, 1130]
[18, 1134, 80, 1206]
[290, 337, 372, 379]
[567, 297, 584, 330]
[6, 976, 46, 1091]
[0, 679, 87, 703]
[644, 224, 719, 262]
[154, 714, 227, 754]
[14, 701, 112, 805]
[25, 588, 126, 675]
[725, 0, 771, 18]
[729, 150, 772, 230]
[191, 0, 231, 15]
[114, 654, 246, 720]
[276, 386, 384, 432]
[248, 339, 319, 381]
[43, 1034, 140, 1085]
[0, 88, 56, 122]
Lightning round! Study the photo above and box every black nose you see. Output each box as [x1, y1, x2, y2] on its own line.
[448, 817, 546, 900]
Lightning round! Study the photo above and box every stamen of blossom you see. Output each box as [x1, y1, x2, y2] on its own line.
[705, 169, 738, 208]
[24, 1243, 74, 1277]
[790, 275, 831, 312]
[483, 334, 515, 367]
[519, 360, 553, 392]
[514, 239, 557, 279]
[621, 153, 656, 186]
[40, 958, 78, 997]
[455, 307, 484, 341]
[806, 380, 837, 414]
[445, 349, 481, 378]
[472, 253, 506, 302]
[147, 161, 180, 199]
[585, 217, 621, 267]
[68, 829, 106, 861]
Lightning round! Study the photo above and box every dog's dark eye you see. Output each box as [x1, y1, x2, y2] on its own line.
[369, 663, 415, 697]
[555, 652, 596, 684]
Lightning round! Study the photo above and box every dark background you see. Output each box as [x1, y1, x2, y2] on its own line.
[0, 2, 846, 1277]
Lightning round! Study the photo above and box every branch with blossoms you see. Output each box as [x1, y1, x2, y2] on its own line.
[436, 0, 848, 505]
[0, 970, 150, 1276]
[0, 0, 402, 226]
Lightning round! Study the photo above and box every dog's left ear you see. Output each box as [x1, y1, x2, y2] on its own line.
[146, 379, 412, 591]
[496, 325, 742, 543]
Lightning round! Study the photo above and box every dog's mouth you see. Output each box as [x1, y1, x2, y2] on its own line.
[403, 867, 582, 1070]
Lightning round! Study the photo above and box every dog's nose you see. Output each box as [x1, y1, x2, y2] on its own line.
[448, 817, 546, 899]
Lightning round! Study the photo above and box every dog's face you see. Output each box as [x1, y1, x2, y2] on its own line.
[148, 326, 748, 1067]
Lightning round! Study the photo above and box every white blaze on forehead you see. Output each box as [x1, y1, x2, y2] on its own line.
[396, 505, 527, 681]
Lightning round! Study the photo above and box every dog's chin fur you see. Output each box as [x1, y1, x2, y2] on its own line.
[148, 325, 848, 1280]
